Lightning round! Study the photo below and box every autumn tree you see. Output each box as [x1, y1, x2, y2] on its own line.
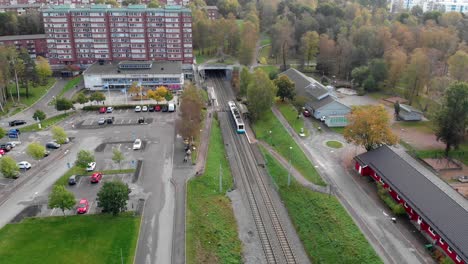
[384, 47, 407, 90]
[148, 86, 168, 103]
[238, 21, 258, 65]
[35, 56, 52, 85]
[344, 105, 398, 151]
[128, 82, 141, 95]
[300, 31, 320, 67]
[402, 49, 430, 105]
[447, 50, 468, 82]
[247, 69, 277, 121]
[271, 18, 294, 70]
[175, 83, 205, 143]
[316, 34, 337, 75]
[274, 75, 295, 101]
[239, 67, 251, 96]
[433, 82, 468, 156]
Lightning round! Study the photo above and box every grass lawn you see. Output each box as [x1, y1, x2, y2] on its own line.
[55, 166, 136, 187]
[262, 151, 382, 264]
[0, 214, 140, 264]
[260, 33, 271, 46]
[58, 76, 83, 97]
[186, 118, 242, 264]
[4, 78, 55, 116]
[20, 112, 75, 133]
[326, 140, 343, 148]
[393, 120, 434, 134]
[253, 109, 326, 186]
[259, 45, 274, 64]
[415, 142, 468, 166]
[276, 102, 309, 136]
[195, 52, 214, 65]
[257, 65, 278, 76]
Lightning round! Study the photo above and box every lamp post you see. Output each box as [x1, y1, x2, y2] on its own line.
[287, 146, 292, 186]
[269, 130, 272, 146]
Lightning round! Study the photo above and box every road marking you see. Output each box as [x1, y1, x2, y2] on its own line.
[128, 119, 132, 124]
[50, 208, 56, 216]
[120, 119, 124, 124]
[77, 176, 84, 187]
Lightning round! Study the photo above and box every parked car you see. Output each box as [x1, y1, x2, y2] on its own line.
[106, 106, 113, 113]
[17, 161, 32, 170]
[142, 105, 148, 112]
[6, 141, 17, 148]
[5, 142, 15, 149]
[90, 172, 103, 183]
[133, 139, 142, 150]
[9, 120, 26, 127]
[135, 105, 142, 112]
[0, 144, 11, 152]
[8, 129, 20, 138]
[458, 176, 468, 183]
[138, 117, 145, 124]
[76, 199, 89, 214]
[148, 106, 155, 112]
[68, 175, 77, 185]
[106, 117, 114, 124]
[303, 110, 311, 117]
[98, 117, 106, 125]
[44, 150, 50, 157]
[161, 105, 168, 112]
[99, 107, 107, 114]
[168, 103, 175, 112]
[0, 149, 5, 156]
[86, 162, 96, 172]
[46, 142, 61, 149]
[320, 116, 327, 122]
[154, 105, 161, 112]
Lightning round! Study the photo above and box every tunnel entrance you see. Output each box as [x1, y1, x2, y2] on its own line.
[199, 65, 233, 81]
[204, 69, 227, 78]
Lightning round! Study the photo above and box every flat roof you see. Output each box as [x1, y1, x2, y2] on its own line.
[356, 146, 468, 261]
[43, 4, 191, 12]
[0, 34, 46, 41]
[0, 3, 42, 9]
[85, 61, 182, 75]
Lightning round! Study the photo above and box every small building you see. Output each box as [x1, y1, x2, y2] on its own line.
[202, 6, 219, 20]
[280, 68, 350, 127]
[398, 104, 423, 121]
[0, 3, 43, 14]
[0, 34, 47, 58]
[355, 146, 468, 264]
[83, 60, 184, 91]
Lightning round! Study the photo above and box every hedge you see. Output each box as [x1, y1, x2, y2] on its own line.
[377, 183, 406, 215]
[81, 104, 168, 111]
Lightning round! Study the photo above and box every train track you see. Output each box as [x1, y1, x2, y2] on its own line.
[210, 73, 297, 264]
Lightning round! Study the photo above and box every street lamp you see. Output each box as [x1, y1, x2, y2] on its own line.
[287, 146, 292, 186]
[269, 130, 272, 145]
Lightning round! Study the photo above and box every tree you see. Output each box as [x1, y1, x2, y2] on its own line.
[75, 150, 95, 168]
[368, 59, 388, 87]
[48, 185, 75, 216]
[351, 66, 370, 88]
[247, 69, 277, 121]
[0, 156, 19, 178]
[51, 126, 68, 144]
[238, 21, 258, 65]
[55, 98, 73, 112]
[433, 82, 468, 156]
[75, 92, 89, 105]
[128, 82, 141, 95]
[344, 105, 398, 151]
[271, 18, 294, 70]
[363, 75, 377, 92]
[97, 180, 130, 216]
[402, 49, 430, 105]
[175, 83, 204, 142]
[32, 110, 46, 121]
[274, 75, 295, 101]
[239, 67, 251, 96]
[35, 56, 52, 85]
[148, 86, 168, 103]
[317, 34, 337, 75]
[112, 148, 125, 170]
[0, 127, 6, 140]
[447, 50, 468, 82]
[147, 0, 161, 8]
[89, 92, 106, 104]
[300, 31, 320, 67]
[27, 142, 46, 160]
[105, 0, 119, 7]
[292, 95, 308, 115]
[384, 47, 407, 91]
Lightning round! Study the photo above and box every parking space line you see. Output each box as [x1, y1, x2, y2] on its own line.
[77, 176, 84, 187]
[120, 119, 124, 124]
[128, 119, 132, 124]
[50, 208, 56, 216]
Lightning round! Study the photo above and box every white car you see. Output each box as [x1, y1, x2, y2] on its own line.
[133, 139, 142, 150]
[86, 162, 96, 172]
[6, 142, 17, 148]
[135, 105, 142, 112]
[17, 161, 31, 170]
[320, 116, 327, 122]
[142, 105, 148, 112]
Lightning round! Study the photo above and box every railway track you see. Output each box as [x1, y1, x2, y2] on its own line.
[210, 73, 297, 264]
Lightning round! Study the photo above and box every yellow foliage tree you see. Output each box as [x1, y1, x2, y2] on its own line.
[344, 105, 398, 151]
[129, 82, 140, 95]
[147, 89, 163, 103]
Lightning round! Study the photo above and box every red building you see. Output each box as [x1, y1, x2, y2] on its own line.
[201, 6, 219, 20]
[43, 4, 193, 67]
[355, 146, 468, 264]
[0, 34, 47, 58]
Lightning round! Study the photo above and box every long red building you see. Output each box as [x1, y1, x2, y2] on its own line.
[0, 34, 47, 58]
[355, 146, 468, 264]
[43, 4, 193, 67]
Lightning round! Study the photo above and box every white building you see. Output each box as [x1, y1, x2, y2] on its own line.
[399, 0, 468, 12]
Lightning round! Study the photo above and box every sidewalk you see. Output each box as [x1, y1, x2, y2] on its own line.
[193, 105, 214, 174]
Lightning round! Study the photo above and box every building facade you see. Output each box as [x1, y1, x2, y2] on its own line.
[0, 34, 47, 58]
[398, 0, 468, 13]
[202, 6, 219, 20]
[43, 4, 193, 67]
[0, 3, 43, 14]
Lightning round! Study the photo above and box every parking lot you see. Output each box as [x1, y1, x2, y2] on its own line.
[75, 109, 177, 128]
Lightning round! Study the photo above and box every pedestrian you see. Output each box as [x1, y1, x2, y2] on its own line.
[183, 155, 188, 163]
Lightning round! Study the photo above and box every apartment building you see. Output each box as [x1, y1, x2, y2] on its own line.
[0, 3, 43, 14]
[0, 34, 47, 58]
[201, 6, 219, 20]
[398, 0, 468, 13]
[43, 4, 193, 67]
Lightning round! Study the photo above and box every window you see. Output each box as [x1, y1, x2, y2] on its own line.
[447, 246, 452, 253]
[396, 195, 401, 201]
[404, 202, 408, 208]
[428, 226, 436, 236]
[456, 255, 462, 262]
[439, 238, 445, 245]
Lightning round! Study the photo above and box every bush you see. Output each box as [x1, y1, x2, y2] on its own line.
[377, 183, 406, 215]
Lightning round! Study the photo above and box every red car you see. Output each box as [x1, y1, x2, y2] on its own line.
[76, 199, 89, 214]
[303, 110, 311, 117]
[154, 105, 161, 112]
[90, 172, 103, 183]
[0, 149, 5, 156]
[99, 107, 107, 114]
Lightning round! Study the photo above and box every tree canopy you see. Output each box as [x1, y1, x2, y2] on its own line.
[51, 126, 68, 144]
[75, 150, 95, 168]
[247, 69, 277, 120]
[27, 142, 46, 160]
[0, 156, 19, 178]
[97, 180, 130, 216]
[274, 75, 295, 101]
[48, 185, 76, 215]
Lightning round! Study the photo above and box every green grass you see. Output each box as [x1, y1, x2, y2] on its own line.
[415, 143, 468, 166]
[393, 120, 434, 134]
[260, 33, 271, 46]
[54, 167, 136, 187]
[326, 141, 343, 148]
[253, 109, 326, 186]
[20, 112, 75, 132]
[256, 65, 278, 76]
[276, 102, 309, 136]
[259, 45, 274, 64]
[58, 76, 83, 97]
[330, 127, 345, 134]
[195, 52, 214, 65]
[367, 92, 390, 101]
[186, 118, 242, 264]
[0, 214, 140, 264]
[262, 151, 382, 264]
[4, 78, 55, 116]
[235, 19, 244, 31]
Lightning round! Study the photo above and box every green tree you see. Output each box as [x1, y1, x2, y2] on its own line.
[247, 69, 277, 120]
[351, 66, 370, 88]
[402, 48, 430, 105]
[55, 98, 73, 112]
[105, 0, 119, 7]
[165, 92, 174, 101]
[175, 83, 204, 141]
[292, 95, 308, 116]
[35, 56, 52, 85]
[344, 105, 398, 151]
[75, 92, 89, 105]
[369, 59, 388, 87]
[75, 150, 95, 168]
[434, 82, 468, 156]
[363, 75, 377, 92]
[447, 50, 468, 82]
[0, 127, 6, 139]
[27, 142, 46, 160]
[89, 92, 106, 104]
[238, 21, 258, 65]
[32, 110, 46, 121]
[97, 180, 130, 216]
[0, 156, 19, 178]
[274, 75, 295, 101]
[112, 148, 125, 170]
[147, 0, 160, 7]
[300, 31, 320, 67]
[240, 67, 251, 96]
[48, 185, 75, 216]
[51, 126, 68, 144]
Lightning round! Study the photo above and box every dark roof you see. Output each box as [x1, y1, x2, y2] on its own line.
[84, 61, 182, 75]
[400, 104, 423, 114]
[0, 3, 43, 9]
[280, 68, 328, 99]
[356, 146, 468, 261]
[0, 34, 46, 42]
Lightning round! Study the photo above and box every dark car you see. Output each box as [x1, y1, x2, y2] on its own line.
[148, 106, 155, 112]
[106, 117, 115, 124]
[0, 144, 11, 152]
[138, 117, 145, 124]
[161, 105, 168, 112]
[46, 142, 61, 149]
[68, 175, 77, 185]
[9, 120, 26, 127]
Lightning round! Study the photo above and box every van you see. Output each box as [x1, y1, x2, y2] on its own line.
[168, 103, 175, 112]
